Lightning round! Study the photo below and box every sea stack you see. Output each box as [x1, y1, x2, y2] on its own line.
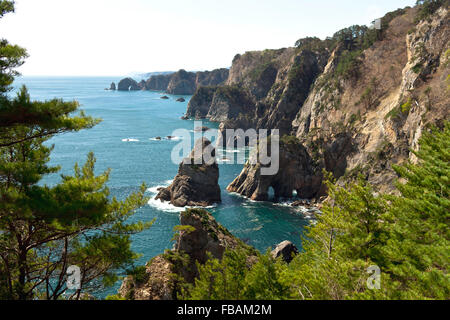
[110, 82, 116, 90]
[155, 138, 221, 207]
[117, 77, 141, 91]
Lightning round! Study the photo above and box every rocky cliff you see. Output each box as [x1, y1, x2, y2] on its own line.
[155, 138, 221, 207]
[189, 3, 449, 199]
[118, 208, 256, 300]
[117, 77, 142, 91]
[227, 135, 324, 200]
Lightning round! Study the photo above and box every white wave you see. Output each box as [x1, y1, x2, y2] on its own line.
[217, 148, 241, 153]
[146, 180, 173, 194]
[147, 196, 218, 213]
[147, 186, 162, 194]
[166, 136, 183, 141]
[122, 138, 140, 142]
[149, 138, 162, 141]
[148, 197, 185, 213]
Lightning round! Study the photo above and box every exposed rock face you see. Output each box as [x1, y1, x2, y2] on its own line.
[271, 241, 299, 263]
[174, 209, 244, 267]
[206, 85, 255, 122]
[118, 209, 256, 300]
[227, 136, 323, 201]
[166, 69, 197, 95]
[145, 74, 172, 91]
[118, 255, 173, 300]
[186, 47, 329, 135]
[140, 68, 229, 94]
[195, 68, 229, 87]
[291, 6, 450, 194]
[185, 86, 218, 119]
[155, 138, 221, 207]
[110, 82, 116, 90]
[199, 5, 449, 199]
[117, 77, 141, 91]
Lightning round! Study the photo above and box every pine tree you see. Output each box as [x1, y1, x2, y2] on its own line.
[381, 123, 450, 299]
[0, 1, 152, 299]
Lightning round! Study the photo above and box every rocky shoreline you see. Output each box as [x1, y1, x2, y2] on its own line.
[117, 208, 298, 300]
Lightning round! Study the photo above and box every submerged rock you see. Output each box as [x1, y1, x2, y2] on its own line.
[271, 241, 299, 263]
[176, 97, 186, 102]
[156, 138, 221, 207]
[161, 95, 169, 99]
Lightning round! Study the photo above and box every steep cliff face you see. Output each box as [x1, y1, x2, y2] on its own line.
[292, 6, 449, 194]
[196, 68, 229, 87]
[145, 74, 172, 91]
[185, 86, 218, 119]
[227, 136, 323, 201]
[118, 209, 255, 300]
[206, 85, 255, 122]
[186, 47, 330, 135]
[191, 4, 449, 199]
[166, 69, 197, 95]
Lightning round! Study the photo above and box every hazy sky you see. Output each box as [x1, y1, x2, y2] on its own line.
[2, 0, 416, 76]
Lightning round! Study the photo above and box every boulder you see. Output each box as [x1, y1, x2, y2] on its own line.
[271, 241, 299, 263]
[156, 138, 221, 207]
[161, 96, 169, 99]
[176, 97, 186, 102]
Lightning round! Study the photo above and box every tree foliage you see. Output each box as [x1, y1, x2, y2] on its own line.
[0, 1, 152, 300]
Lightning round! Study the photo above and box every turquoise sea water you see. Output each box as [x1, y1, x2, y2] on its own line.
[12, 76, 311, 298]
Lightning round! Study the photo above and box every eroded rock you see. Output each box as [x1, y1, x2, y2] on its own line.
[156, 138, 221, 207]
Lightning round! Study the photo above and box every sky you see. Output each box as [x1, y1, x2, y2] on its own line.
[1, 0, 417, 76]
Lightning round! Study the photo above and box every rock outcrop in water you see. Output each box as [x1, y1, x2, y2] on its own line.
[117, 77, 141, 91]
[110, 82, 116, 90]
[227, 135, 323, 201]
[155, 138, 221, 207]
[118, 208, 256, 300]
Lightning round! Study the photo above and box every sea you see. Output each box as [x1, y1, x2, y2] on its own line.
[12, 76, 312, 298]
